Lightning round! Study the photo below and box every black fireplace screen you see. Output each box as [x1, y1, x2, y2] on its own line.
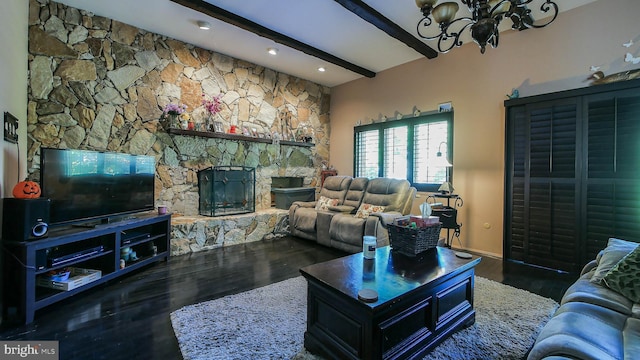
[198, 166, 255, 217]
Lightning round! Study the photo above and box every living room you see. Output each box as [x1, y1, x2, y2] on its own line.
[1, 0, 639, 359]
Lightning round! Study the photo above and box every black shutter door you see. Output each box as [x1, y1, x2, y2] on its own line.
[506, 100, 579, 272]
[506, 80, 640, 274]
[526, 102, 579, 271]
[584, 92, 640, 263]
[505, 106, 527, 262]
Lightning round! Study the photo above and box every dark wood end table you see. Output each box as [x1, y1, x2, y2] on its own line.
[300, 246, 481, 359]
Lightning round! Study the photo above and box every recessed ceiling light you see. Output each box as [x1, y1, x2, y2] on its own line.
[267, 48, 278, 55]
[197, 21, 211, 30]
[318, 67, 326, 72]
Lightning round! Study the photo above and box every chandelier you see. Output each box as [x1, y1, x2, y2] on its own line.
[415, 0, 559, 53]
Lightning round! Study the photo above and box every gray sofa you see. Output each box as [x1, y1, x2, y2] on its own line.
[528, 238, 640, 360]
[289, 176, 416, 253]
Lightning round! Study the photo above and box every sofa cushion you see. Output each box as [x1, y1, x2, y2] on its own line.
[603, 246, 640, 303]
[591, 238, 639, 285]
[315, 196, 339, 211]
[318, 176, 352, 204]
[625, 318, 640, 360]
[562, 270, 633, 315]
[343, 177, 368, 209]
[292, 207, 319, 233]
[355, 203, 385, 218]
[329, 214, 366, 246]
[527, 302, 627, 360]
[361, 178, 409, 212]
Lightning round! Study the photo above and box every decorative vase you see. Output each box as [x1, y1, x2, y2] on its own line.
[207, 113, 222, 132]
[207, 114, 215, 131]
[168, 114, 179, 129]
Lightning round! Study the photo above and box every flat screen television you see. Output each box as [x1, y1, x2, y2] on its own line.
[40, 148, 156, 226]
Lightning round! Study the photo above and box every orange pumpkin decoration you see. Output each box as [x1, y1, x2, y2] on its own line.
[13, 180, 41, 199]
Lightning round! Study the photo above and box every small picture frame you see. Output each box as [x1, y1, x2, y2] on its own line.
[439, 102, 452, 112]
[213, 121, 224, 133]
[4, 112, 18, 143]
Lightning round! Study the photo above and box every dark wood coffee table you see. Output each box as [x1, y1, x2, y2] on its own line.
[300, 246, 481, 359]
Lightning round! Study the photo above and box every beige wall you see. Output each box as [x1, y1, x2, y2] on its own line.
[0, 0, 28, 198]
[0, 0, 27, 323]
[330, 0, 640, 257]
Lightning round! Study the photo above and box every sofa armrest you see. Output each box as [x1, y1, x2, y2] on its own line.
[368, 211, 403, 227]
[291, 201, 316, 209]
[580, 259, 598, 276]
[327, 205, 356, 213]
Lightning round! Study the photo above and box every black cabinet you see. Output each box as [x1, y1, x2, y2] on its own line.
[504, 79, 640, 273]
[2, 213, 171, 324]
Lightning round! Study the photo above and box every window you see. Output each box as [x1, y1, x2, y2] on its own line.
[354, 112, 452, 192]
[383, 126, 408, 179]
[354, 130, 379, 179]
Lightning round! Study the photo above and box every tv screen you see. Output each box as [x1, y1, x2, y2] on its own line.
[40, 148, 156, 226]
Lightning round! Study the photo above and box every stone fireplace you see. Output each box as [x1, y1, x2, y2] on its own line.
[198, 166, 255, 217]
[24, 0, 331, 255]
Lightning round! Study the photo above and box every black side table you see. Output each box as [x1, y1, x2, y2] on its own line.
[427, 194, 463, 248]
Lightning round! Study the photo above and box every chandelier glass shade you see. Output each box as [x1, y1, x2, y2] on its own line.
[415, 0, 559, 54]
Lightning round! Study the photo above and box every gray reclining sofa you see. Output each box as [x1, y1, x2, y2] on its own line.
[289, 175, 416, 253]
[528, 237, 640, 360]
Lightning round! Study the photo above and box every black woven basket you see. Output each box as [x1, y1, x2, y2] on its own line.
[388, 223, 442, 256]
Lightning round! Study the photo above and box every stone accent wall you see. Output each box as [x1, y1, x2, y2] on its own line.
[26, 0, 330, 215]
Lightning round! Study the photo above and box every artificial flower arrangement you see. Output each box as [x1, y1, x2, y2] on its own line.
[202, 94, 222, 115]
[161, 103, 187, 129]
[163, 103, 187, 116]
[202, 93, 223, 131]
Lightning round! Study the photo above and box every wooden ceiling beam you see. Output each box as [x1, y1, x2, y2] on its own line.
[333, 0, 438, 59]
[170, 0, 376, 78]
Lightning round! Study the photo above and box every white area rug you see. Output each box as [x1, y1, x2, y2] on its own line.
[171, 276, 558, 360]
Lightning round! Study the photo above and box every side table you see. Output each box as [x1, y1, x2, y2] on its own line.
[427, 193, 463, 248]
[320, 170, 337, 187]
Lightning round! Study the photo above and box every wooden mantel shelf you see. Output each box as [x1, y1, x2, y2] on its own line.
[168, 128, 314, 147]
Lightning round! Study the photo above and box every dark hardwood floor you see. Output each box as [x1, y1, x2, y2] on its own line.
[0, 236, 577, 359]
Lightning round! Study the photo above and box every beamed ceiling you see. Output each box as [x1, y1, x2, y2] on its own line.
[56, 0, 598, 87]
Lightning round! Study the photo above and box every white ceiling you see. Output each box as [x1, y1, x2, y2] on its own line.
[55, 0, 598, 87]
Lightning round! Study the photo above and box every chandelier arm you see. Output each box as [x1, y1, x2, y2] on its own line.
[490, 28, 499, 49]
[416, 16, 436, 39]
[436, 19, 475, 53]
[417, 16, 474, 42]
[515, 0, 559, 29]
[437, 36, 458, 53]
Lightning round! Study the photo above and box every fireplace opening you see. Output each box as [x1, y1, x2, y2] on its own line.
[198, 166, 255, 217]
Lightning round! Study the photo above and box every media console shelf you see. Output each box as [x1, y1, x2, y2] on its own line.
[2, 212, 171, 324]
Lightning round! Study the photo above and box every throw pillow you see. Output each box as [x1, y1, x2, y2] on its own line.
[315, 196, 339, 211]
[591, 238, 640, 285]
[355, 203, 386, 219]
[602, 245, 640, 303]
